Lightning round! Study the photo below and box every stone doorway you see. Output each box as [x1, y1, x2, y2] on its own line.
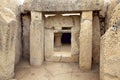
[45, 14, 80, 62]
[54, 32, 71, 57]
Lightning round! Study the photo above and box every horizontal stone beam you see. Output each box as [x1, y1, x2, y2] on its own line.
[32, 0, 103, 12]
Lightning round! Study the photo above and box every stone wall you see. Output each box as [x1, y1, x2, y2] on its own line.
[0, 0, 21, 79]
[0, 0, 22, 64]
[0, 7, 18, 80]
[100, 3, 120, 80]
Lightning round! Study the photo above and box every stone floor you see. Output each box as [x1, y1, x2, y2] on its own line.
[14, 59, 99, 80]
[54, 44, 71, 57]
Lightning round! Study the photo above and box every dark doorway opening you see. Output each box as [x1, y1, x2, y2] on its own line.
[61, 33, 71, 44]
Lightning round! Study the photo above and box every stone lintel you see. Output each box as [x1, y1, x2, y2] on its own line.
[31, 0, 103, 12]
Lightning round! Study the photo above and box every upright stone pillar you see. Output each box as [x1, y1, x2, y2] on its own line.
[30, 11, 44, 66]
[93, 12, 100, 64]
[79, 11, 93, 70]
[0, 8, 18, 80]
[54, 33, 62, 47]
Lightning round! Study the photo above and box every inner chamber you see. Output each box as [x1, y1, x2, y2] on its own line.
[54, 32, 71, 57]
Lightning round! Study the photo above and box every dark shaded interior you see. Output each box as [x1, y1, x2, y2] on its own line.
[61, 33, 71, 44]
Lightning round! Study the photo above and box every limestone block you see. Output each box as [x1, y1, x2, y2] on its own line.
[15, 22, 21, 65]
[79, 11, 93, 70]
[0, 0, 22, 65]
[30, 11, 44, 66]
[45, 29, 54, 61]
[100, 3, 120, 80]
[0, 8, 18, 80]
[32, 0, 103, 11]
[54, 33, 62, 47]
[71, 16, 80, 56]
[92, 14, 100, 64]
[100, 27, 120, 80]
[45, 15, 73, 29]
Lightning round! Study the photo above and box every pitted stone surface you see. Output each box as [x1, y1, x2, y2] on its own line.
[30, 11, 44, 66]
[79, 11, 93, 70]
[31, 0, 103, 11]
[92, 14, 100, 64]
[100, 3, 120, 80]
[0, 7, 18, 80]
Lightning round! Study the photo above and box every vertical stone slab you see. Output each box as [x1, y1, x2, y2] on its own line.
[71, 16, 80, 56]
[79, 11, 93, 70]
[93, 13, 100, 64]
[0, 8, 18, 80]
[54, 33, 62, 47]
[45, 29, 54, 61]
[30, 11, 44, 66]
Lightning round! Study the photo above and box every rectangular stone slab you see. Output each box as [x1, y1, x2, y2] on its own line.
[32, 0, 103, 11]
[79, 11, 93, 70]
[30, 11, 44, 66]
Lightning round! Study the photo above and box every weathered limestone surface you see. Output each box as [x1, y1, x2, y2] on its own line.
[30, 11, 44, 66]
[32, 0, 103, 11]
[45, 15, 80, 62]
[54, 33, 62, 47]
[0, 0, 19, 14]
[93, 13, 100, 64]
[100, 3, 120, 80]
[45, 29, 54, 61]
[0, 8, 18, 80]
[100, 0, 120, 30]
[71, 16, 80, 56]
[22, 0, 32, 11]
[0, 0, 22, 65]
[79, 11, 92, 70]
[22, 14, 31, 58]
[45, 15, 73, 29]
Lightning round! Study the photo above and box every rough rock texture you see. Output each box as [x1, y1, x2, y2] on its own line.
[22, 14, 31, 59]
[0, 7, 18, 80]
[30, 11, 44, 66]
[32, 0, 103, 11]
[0, 0, 22, 64]
[100, 3, 120, 80]
[79, 11, 92, 70]
[0, 0, 19, 14]
[101, 0, 120, 30]
[92, 13, 100, 64]
[22, 0, 32, 11]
